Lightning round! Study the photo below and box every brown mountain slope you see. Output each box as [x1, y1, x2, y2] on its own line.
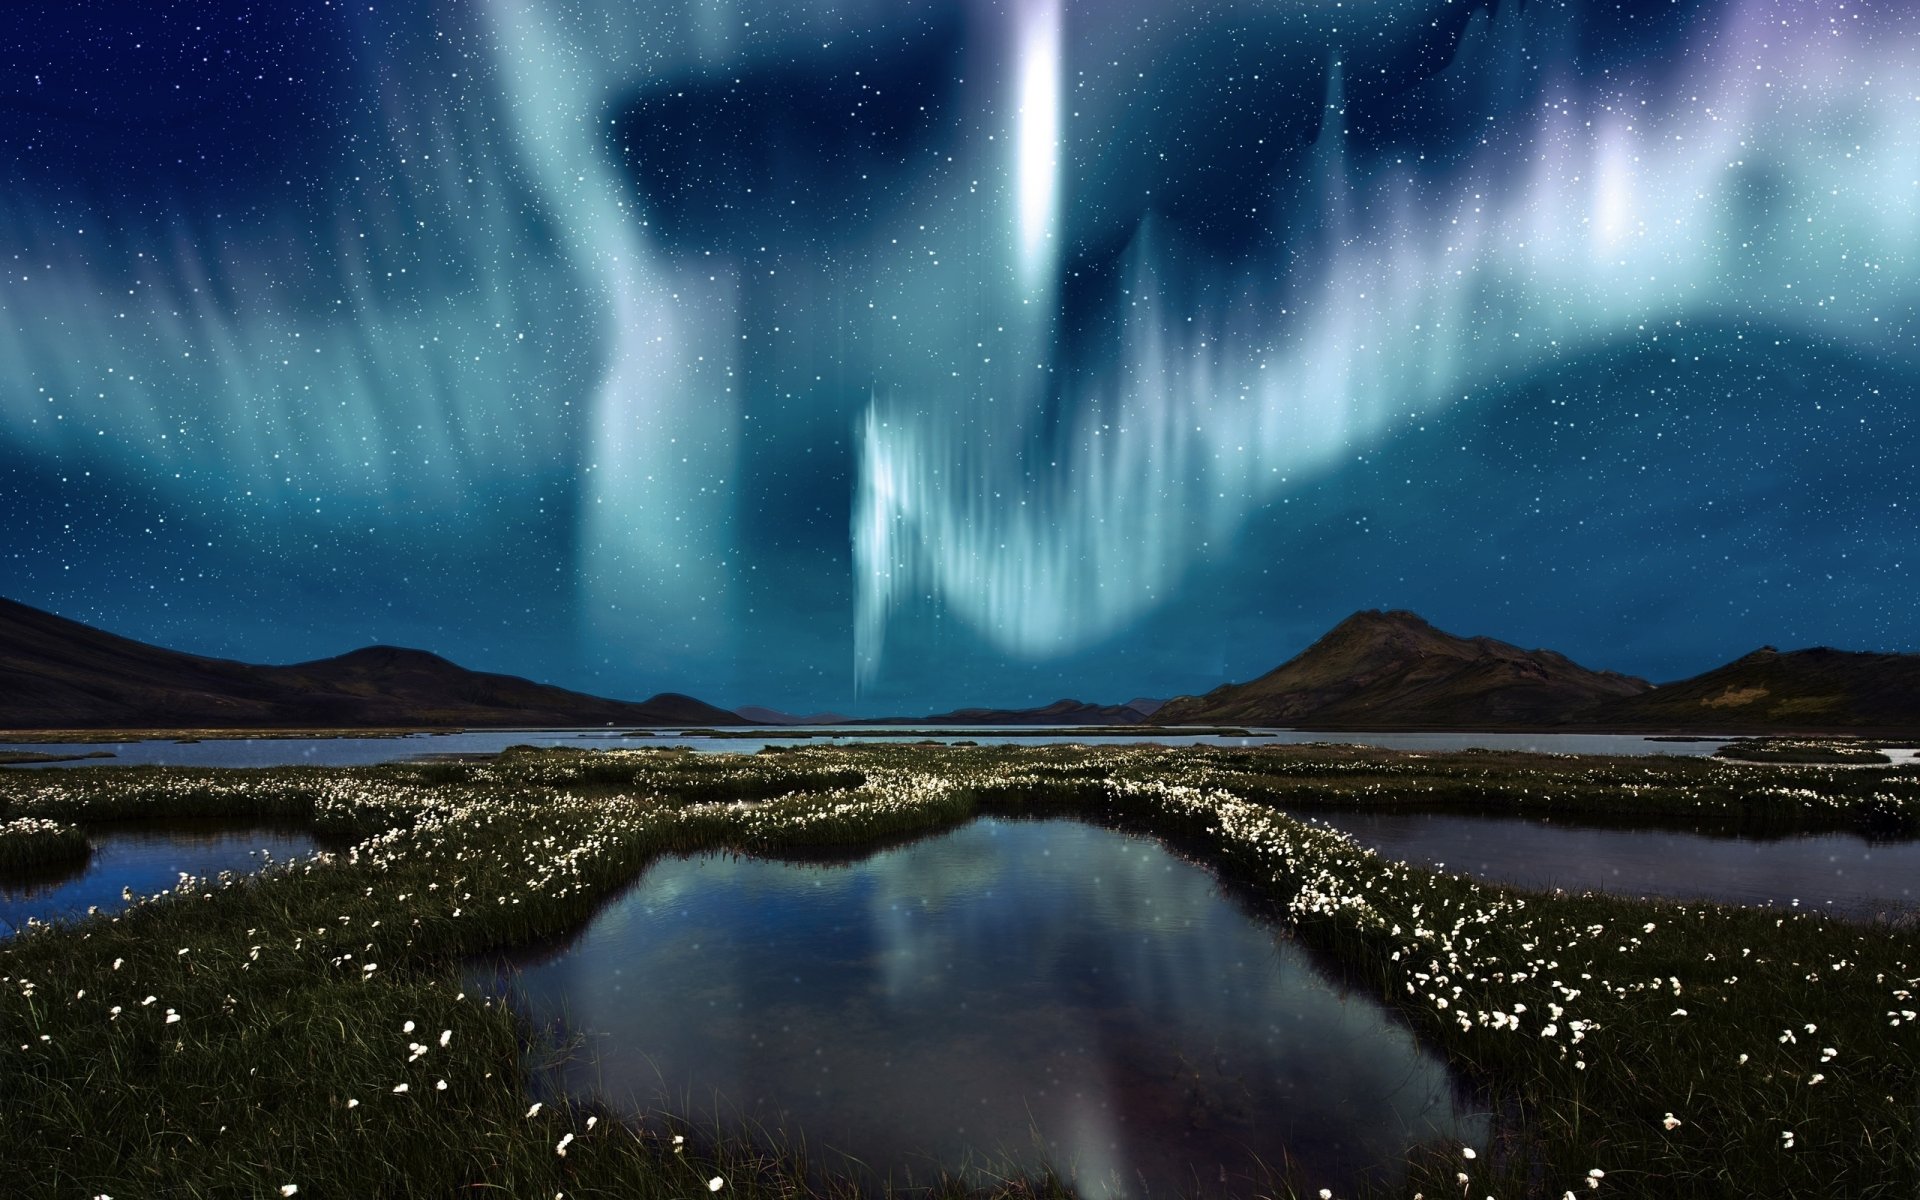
[0, 597, 742, 729]
[1154, 610, 1650, 729]
[1578, 646, 1920, 735]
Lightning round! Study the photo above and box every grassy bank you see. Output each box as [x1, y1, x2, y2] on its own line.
[1713, 738, 1894, 765]
[0, 816, 90, 872]
[1184, 744, 1920, 837]
[1, 745, 1915, 1199]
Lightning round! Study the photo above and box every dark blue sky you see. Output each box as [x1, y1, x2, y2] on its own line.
[2, 0, 1915, 714]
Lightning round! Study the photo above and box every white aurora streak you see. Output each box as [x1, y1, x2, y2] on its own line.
[480, 0, 743, 669]
[1014, 0, 1063, 293]
[851, 0, 1920, 685]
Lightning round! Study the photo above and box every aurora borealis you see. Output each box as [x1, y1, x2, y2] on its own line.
[3, 0, 1916, 713]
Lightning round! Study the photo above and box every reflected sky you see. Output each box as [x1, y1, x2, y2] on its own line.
[1311, 809, 1920, 918]
[479, 817, 1483, 1196]
[0, 824, 318, 935]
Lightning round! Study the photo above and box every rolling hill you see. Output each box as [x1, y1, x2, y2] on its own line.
[1580, 645, 1920, 734]
[0, 597, 742, 730]
[868, 697, 1166, 726]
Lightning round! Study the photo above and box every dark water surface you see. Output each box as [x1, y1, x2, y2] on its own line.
[0, 728, 1741, 768]
[0, 823, 318, 935]
[476, 818, 1483, 1197]
[1310, 809, 1920, 917]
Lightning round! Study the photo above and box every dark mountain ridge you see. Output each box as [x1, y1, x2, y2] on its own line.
[1581, 644, 1920, 734]
[0, 597, 741, 730]
[1154, 610, 1652, 729]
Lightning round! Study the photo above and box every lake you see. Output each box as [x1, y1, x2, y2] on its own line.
[0, 727, 1742, 768]
[0, 822, 319, 936]
[474, 817, 1485, 1198]
[1310, 809, 1920, 918]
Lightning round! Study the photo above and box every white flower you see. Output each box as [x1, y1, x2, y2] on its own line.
[708, 1176, 725, 1192]
[1319, 1191, 1332, 1200]
[1462, 1147, 1477, 1160]
[439, 1029, 452, 1048]
[526, 1102, 543, 1118]
[347, 1099, 360, 1109]
[392, 1083, 410, 1094]
[556, 1133, 575, 1157]
[281, 1187, 299, 1198]
[1662, 1113, 1682, 1131]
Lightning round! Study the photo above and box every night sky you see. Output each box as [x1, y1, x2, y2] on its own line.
[2, 0, 1915, 715]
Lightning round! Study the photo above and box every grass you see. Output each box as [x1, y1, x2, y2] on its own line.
[0, 816, 91, 872]
[0, 744, 1915, 1199]
[1713, 739, 1894, 765]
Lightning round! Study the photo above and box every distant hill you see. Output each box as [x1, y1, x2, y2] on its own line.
[0, 597, 743, 730]
[869, 697, 1165, 726]
[734, 706, 853, 726]
[1154, 610, 1650, 729]
[1580, 645, 1920, 735]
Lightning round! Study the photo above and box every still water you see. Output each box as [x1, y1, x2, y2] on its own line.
[476, 818, 1483, 1197]
[1310, 809, 1920, 918]
[0, 727, 1736, 768]
[0, 823, 318, 935]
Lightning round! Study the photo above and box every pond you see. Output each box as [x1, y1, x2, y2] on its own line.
[1309, 809, 1920, 919]
[474, 818, 1484, 1198]
[0, 727, 1741, 768]
[0, 822, 319, 936]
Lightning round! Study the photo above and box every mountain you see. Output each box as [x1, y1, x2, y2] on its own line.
[869, 698, 1161, 726]
[0, 597, 744, 730]
[734, 706, 853, 726]
[1154, 610, 1650, 729]
[1580, 645, 1920, 734]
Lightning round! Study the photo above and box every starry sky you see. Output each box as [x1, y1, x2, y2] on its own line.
[2, 0, 1915, 715]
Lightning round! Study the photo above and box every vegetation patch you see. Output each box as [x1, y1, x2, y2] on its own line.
[0, 816, 90, 873]
[1713, 739, 1893, 765]
[0, 745, 1915, 1199]
[0, 750, 115, 766]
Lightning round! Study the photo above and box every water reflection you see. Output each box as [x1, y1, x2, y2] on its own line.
[1311, 810, 1920, 918]
[478, 818, 1483, 1197]
[0, 822, 319, 935]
